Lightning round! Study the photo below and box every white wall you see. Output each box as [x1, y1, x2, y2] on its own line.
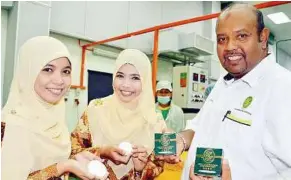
[1, 9, 8, 105]
[157, 59, 173, 82]
[2, 1, 51, 107]
[50, 1, 205, 53]
[2, 4, 18, 107]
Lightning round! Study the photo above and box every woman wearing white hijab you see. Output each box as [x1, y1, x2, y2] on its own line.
[70, 49, 167, 179]
[1, 36, 97, 180]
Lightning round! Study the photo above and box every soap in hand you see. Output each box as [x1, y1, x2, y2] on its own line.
[87, 160, 109, 180]
[118, 142, 133, 156]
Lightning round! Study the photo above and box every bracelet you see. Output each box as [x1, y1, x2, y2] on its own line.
[176, 133, 186, 153]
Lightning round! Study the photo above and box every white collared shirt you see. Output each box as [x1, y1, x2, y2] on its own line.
[182, 55, 291, 180]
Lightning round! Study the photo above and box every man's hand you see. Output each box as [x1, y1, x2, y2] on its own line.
[189, 164, 212, 180]
[222, 159, 232, 180]
[189, 159, 232, 180]
[99, 146, 130, 165]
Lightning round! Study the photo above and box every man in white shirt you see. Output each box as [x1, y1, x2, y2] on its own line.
[157, 3, 291, 180]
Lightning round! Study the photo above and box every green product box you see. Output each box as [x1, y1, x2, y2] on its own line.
[194, 147, 223, 177]
[154, 133, 176, 155]
[68, 174, 80, 180]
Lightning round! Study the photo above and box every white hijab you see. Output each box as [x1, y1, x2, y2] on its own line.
[1, 36, 71, 180]
[87, 49, 166, 178]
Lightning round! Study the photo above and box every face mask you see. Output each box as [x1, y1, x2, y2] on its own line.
[157, 96, 171, 105]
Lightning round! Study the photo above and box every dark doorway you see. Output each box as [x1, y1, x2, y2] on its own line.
[88, 70, 113, 104]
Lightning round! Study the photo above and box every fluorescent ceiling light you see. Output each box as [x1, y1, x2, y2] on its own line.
[267, 12, 291, 24]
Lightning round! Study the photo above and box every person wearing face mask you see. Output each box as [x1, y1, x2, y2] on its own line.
[156, 80, 185, 133]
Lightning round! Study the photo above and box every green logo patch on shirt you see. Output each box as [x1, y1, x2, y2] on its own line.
[243, 96, 253, 109]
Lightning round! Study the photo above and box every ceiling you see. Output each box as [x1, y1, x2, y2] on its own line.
[260, 3, 291, 56]
[222, 2, 291, 56]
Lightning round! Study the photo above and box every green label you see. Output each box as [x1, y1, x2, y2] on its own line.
[194, 147, 223, 177]
[154, 133, 176, 155]
[180, 72, 187, 79]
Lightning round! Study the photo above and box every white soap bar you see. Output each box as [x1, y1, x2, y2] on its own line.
[88, 160, 108, 179]
[118, 142, 133, 155]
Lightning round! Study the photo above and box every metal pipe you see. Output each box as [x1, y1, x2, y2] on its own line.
[83, 12, 220, 49]
[71, 47, 86, 89]
[78, 39, 93, 52]
[152, 30, 159, 94]
[83, 1, 290, 49]
[71, 1, 290, 89]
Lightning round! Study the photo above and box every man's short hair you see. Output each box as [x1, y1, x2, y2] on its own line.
[219, 3, 265, 40]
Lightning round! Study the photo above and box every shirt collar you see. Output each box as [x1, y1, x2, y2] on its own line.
[223, 54, 274, 87]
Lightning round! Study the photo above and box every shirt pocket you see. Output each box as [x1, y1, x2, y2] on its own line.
[224, 107, 260, 148]
[226, 108, 253, 127]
